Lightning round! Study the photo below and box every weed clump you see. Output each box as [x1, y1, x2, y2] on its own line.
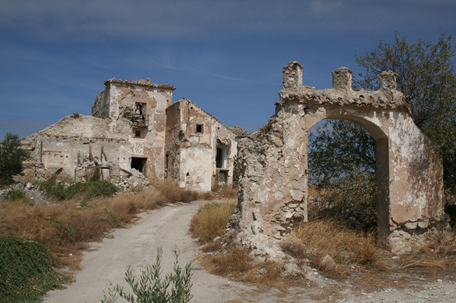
[282, 220, 377, 277]
[38, 180, 119, 201]
[4, 189, 29, 202]
[150, 179, 214, 202]
[190, 201, 236, 244]
[0, 235, 69, 302]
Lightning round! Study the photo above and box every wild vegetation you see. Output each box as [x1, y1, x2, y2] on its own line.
[190, 201, 236, 244]
[0, 178, 212, 302]
[309, 33, 456, 228]
[101, 247, 193, 303]
[0, 133, 30, 185]
[0, 236, 70, 303]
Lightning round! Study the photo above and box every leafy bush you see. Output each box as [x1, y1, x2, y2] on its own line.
[310, 172, 378, 232]
[39, 180, 67, 200]
[0, 236, 68, 302]
[39, 180, 119, 201]
[101, 247, 193, 303]
[65, 181, 119, 200]
[4, 189, 28, 202]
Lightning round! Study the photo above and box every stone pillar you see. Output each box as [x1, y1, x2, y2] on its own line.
[331, 67, 352, 91]
[282, 61, 303, 89]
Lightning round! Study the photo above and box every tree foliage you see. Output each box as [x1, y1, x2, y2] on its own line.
[0, 133, 29, 185]
[309, 119, 375, 187]
[355, 32, 456, 192]
[308, 120, 377, 230]
[309, 33, 456, 226]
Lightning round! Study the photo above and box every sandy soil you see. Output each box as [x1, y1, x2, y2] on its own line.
[43, 201, 456, 303]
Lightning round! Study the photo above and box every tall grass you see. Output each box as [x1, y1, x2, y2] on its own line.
[0, 179, 213, 270]
[282, 220, 377, 277]
[190, 201, 236, 244]
[189, 200, 287, 284]
[282, 219, 456, 278]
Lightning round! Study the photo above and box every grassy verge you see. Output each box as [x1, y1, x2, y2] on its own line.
[0, 178, 213, 301]
[190, 200, 456, 291]
[190, 200, 294, 285]
[283, 219, 456, 278]
[190, 201, 236, 244]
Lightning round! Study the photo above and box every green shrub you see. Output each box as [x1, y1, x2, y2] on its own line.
[91, 168, 101, 182]
[5, 189, 28, 202]
[39, 180, 119, 201]
[312, 172, 378, 232]
[102, 247, 193, 303]
[0, 133, 30, 185]
[38, 180, 66, 200]
[0, 236, 68, 303]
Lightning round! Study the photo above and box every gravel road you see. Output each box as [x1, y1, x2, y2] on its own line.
[43, 201, 456, 303]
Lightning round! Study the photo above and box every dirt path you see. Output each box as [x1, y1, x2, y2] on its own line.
[43, 201, 456, 303]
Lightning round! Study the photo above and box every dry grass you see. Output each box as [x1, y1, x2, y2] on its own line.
[213, 185, 238, 199]
[149, 178, 215, 202]
[199, 244, 289, 286]
[282, 219, 456, 280]
[190, 199, 300, 286]
[282, 220, 377, 277]
[0, 180, 211, 270]
[189, 200, 237, 244]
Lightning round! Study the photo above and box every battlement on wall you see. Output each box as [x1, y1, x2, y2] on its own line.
[279, 61, 408, 110]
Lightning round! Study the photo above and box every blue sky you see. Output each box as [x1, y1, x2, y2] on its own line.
[1, 0, 455, 138]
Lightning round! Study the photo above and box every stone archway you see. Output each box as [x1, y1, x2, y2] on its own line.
[231, 62, 447, 254]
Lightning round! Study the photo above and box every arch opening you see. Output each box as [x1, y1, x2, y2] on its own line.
[306, 117, 389, 239]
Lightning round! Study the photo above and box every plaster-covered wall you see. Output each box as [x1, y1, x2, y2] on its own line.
[230, 62, 445, 255]
[100, 79, 175, 179]
[20, 113, 131, 181]
[165, 99, 237, 192]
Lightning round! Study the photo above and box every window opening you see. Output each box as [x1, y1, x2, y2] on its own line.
[196, 124, 203, 133]
[132, 102, 147, 126]
[131, 157, 147, 175]
[216, 146, 229, 169]
[133, 127, 147, 138]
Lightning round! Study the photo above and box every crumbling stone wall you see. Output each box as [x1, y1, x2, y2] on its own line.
[20, 113, 151, 191]
[165, 99, 237, 192]
[231, 62, 446, 255]
[93, 78, 175, 179]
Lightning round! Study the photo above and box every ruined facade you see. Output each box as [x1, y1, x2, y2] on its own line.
[166, 99, 237, 192]
[21, 79, 236, 192]
[231, 62, 447, 254]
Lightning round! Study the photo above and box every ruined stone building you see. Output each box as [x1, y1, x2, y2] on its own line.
[230, 62, 447, 256]
[20, 78, 237, 192]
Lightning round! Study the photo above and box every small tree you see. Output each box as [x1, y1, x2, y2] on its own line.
[0, 133, 29, 185]
[101, 247, 193, 303]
